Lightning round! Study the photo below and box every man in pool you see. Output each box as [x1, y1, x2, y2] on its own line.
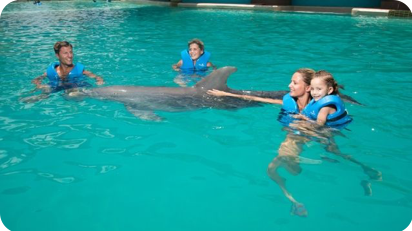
[31, 41, 104, 96]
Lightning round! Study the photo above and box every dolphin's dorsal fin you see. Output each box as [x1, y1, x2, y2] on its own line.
[194, 66, 237, 91]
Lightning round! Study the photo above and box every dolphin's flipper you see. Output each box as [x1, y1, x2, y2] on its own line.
[20, 93, 50, 103]
[126, 105, 163, 121]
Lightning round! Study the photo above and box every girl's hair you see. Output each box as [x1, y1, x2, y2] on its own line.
[188, 38, 205, 51]
[295, 68, 315, 86]
[54, 41, 72, 54]
[313, 70, 341, 95]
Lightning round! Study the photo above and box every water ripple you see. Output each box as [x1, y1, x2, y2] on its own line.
[0, 168, 83, 184]
[65, 161, 119, 175]
[23, 132, 87, 149]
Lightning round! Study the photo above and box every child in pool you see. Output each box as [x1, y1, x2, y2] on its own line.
[295, 70, 352, 128]
[172, 39, 216, 87]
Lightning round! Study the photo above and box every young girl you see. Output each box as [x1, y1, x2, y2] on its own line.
[299, 70, 352, 129]
[172, 39, 216, 87]
[172, 39, 215, 72]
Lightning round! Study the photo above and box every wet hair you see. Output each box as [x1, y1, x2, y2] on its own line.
[313, 70, 340, 95]
[295, 68, 315, 86]
[188, 39, 205, 51]
[53, 41, 73, 54]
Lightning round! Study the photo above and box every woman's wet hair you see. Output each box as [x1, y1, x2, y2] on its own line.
[54, 41, 73, 54]
[313, 70, 341, 95]
[295, 68, 315, 86]
[188, 39, 204, 51]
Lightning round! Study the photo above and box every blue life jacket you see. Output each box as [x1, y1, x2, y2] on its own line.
[180, 49, 211, 71]
[302, 95, 353, 129]
[281, 93, 300, 114]
[278, 93, 301, 126]
[46, 62, 86, 88]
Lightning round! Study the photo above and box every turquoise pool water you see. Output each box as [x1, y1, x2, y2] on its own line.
[1, 2, 412, 230]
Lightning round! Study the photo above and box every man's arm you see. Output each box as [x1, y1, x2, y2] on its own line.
[32, 73, 48, 89]
[83, 70, 104, 85]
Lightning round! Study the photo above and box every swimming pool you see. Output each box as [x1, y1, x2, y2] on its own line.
[1, 1, 412, 230]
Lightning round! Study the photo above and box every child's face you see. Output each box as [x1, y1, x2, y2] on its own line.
[188, 43, 203, 61]
[310, 78, 333, 101]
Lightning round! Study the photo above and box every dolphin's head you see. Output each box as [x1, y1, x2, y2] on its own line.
[194, 66, 237, 92]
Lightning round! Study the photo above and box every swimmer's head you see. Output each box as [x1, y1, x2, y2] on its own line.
[187, 39, 205, 60]
[188, 39, 205, 51]
[295, 68, 315, 86]
[313, 70, 339, 95]
[54, 41, 73, 54]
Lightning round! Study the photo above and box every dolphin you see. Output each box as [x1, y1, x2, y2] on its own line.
[79, 66, 361, 121]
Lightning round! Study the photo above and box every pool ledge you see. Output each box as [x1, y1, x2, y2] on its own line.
[175, 3, 393, 16]
[177, 3, 281, 11]
[351, 8, 390, 17]
[126, 0, 410, 17]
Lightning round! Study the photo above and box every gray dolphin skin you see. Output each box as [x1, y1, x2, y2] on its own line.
[83, 66, 360, 121]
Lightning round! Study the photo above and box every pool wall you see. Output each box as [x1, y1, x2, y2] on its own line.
[7, 0, 409, 18]
[292, 0, 380, 8]
[181, 0, 381, 8]
[142, 0, 412, 18]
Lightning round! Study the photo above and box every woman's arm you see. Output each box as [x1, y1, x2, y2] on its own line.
[207, 89, 282, 105]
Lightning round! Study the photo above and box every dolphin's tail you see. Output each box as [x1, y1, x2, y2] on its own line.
[194, 66, 237, 91]
[338, 93, 363, 106]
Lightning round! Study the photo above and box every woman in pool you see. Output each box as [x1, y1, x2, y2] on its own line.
[207, 69, 381, 217]
[172, 39, 216, 87]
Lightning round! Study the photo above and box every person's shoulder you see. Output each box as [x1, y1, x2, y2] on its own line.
[75, 62, 85, 70]
[46, 61, 59, 72]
